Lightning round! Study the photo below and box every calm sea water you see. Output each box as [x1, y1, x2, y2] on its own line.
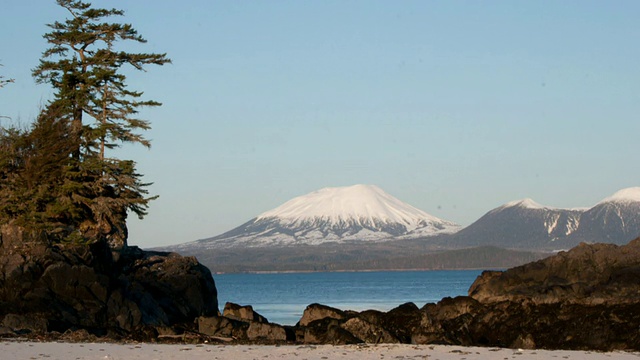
[214, 270, 482, 325]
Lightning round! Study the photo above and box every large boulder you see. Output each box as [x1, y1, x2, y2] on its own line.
[223, 302, 268, 323]
[354, 303, 423, 343]
[0, 224, 218, 336]
[303, 317, 362, 345]
[246, 321, 288, 342]
[340, 317, 399, 344]
[197, 316, 248, 339]
[298, 303, 347, 327]
[469, 238, 640, 305]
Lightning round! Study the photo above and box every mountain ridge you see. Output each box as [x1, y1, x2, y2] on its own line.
[166, 186, 640, 254]
[440, 186, 640, 250]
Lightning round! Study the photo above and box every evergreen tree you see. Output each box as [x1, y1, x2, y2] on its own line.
[0, 109, 76, 239]
[2, 0, 170, 246]
[32, 0, 170, 159]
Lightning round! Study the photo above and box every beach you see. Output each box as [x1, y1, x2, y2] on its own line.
[2, 341, 639, 360]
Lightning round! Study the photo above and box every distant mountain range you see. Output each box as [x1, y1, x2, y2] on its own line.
[443, 187, 640, 250]
[161, 185, 640, 272]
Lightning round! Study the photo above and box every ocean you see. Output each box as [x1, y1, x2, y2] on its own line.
[214, 270, 483, 325]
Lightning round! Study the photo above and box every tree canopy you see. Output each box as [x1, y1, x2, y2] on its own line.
[0, 1, 169, 247]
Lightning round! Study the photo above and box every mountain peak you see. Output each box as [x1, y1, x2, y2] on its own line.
[190, 184, 460, 248]
[257, 184, 447, 228]
[499, 198, 548, 210]
[598, 187, 640, 205]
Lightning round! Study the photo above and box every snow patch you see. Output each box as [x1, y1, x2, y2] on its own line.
[565, 215, 580, 235]
[498, 198, 550, 210]
[544, 214, 560, 235]
[598, 187, 640, 205]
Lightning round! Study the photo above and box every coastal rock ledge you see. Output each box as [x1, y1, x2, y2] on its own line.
[0, 224, 218, 338]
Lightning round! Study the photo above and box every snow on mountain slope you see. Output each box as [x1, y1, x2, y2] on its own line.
[597, 187, 640, 205]
[178, 185, 460, 249]
[568, 187, 640, 246]
[447, 197, 584, 250]
[258, 185, 447, 231]
[166, 186, 640, 252]
[444, 187, 640, 250]
[496, 198, 549, 211]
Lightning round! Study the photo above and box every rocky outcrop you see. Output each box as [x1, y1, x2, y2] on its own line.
[468, 237, 640, 305]
[198, 302, 290, 343]
[298, 303, 348, 326]
[198, 315, 248, 340]
[284, 238, 640, 350]
[223, 303, 268, 324]
[3, 221, 640, 350]
[0, 224, 218, 337]
[339, 317, 399, 344]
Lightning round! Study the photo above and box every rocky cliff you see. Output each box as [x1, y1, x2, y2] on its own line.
[0, 224, 218, 338]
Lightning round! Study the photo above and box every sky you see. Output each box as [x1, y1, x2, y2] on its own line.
[1, 1, 639, 248]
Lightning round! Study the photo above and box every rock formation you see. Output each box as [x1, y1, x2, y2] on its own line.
[2, 221, 640, 351]
[198, 238, 640, 350]
[468, 238, 640, 305]
[0, 224, 218, 337]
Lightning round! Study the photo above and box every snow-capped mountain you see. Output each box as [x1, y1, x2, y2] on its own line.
[444, 187, 640, 250]
[177, 184, 460, 249]
[444, 198, 584, 250]
[567, 187, 640, 246]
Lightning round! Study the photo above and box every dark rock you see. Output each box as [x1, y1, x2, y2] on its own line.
[378, 302, 423, 343]
[246, 321, 287, 342]
[197, 316, 248, 339]
[298, 303, 347, 327]
[212, 319, 293, 343]
[303, 317, 362, 345]
[469, 238, 640, 305]
[223, 302, 268, 323]
[340, 317, 399, 344]
[412, 296, 480, 345]
[1, 313, 48, 334]
[116, 248, 219, 330]
[0, 326, 14, 336]
[198, 316, 227, 336]
[466, 300, 640, 351]
[0, 224, 219, 336]
[339, 239, 640, 350]
[454, 239, 640, 350]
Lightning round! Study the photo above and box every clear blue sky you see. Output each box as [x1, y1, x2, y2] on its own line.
[1, 1, 639, 248]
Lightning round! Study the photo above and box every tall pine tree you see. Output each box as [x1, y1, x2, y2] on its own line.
[25, 0, 170, 247]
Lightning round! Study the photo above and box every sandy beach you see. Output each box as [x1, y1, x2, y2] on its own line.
[2, 341, 639, 360]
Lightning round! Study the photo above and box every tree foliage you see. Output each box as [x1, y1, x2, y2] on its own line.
[0, 63, 14, 88]
[32, 0, 170, 159]
[0, 1, 168, 246]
